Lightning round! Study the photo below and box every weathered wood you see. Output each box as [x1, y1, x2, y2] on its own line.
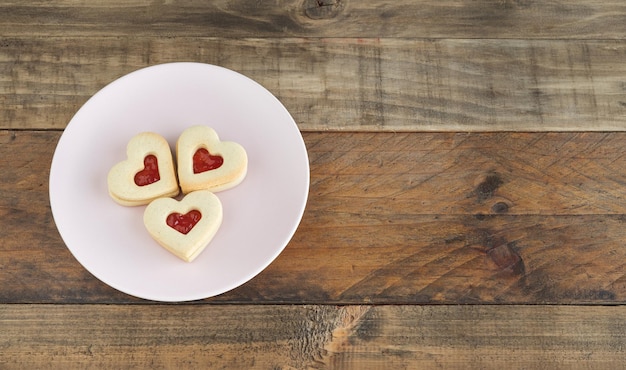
[303, 131, 626, 215]
[1, 304, 624, 369]
[2, 1, 626, 367]
[1, 130, 625, 304]
[261, 213, 626, 304]
[0, 1, 625, 39]
[2, 37, 626, 131]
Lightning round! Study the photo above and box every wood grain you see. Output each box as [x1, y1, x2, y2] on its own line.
[2, 130, 625, 304]
[1, 304, 624, 369]
[0, 1, 625, 39]
[2, 1, 626, 367]
[2, 37, 626, 131]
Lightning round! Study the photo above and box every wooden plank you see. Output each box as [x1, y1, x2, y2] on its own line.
[1, 130, 625, 304]
[0, 1, 626, 39]
[1, 304, 624, 369]
[260, 213, 626, 304]
[303, 131, 626, 216]
[2, 37, 626, 131]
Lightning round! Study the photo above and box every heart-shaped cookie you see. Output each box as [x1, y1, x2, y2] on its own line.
[177, 125, 248, 194]
[144, 190, 223, 262]
[107, 132, 179, 206]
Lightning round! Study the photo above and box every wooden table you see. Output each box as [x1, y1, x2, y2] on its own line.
[2, 1, 625, 368]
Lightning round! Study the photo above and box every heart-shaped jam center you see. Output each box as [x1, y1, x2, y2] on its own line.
[166, 210, 202, 235]
[134, 155, 160, 186]
[193, 148, 224, 174]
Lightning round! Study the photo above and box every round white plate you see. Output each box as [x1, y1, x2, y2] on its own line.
[49, 63, 309, 302]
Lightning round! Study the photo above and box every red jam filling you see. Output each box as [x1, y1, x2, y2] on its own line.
[166, 210, 202, 235]
[134, 155, 160, 186]
[193, 148, 224, 174]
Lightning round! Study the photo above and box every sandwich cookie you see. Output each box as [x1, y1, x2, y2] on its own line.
[143, 190, 223, 262]
[107, 132, 179, 206]
[176, 125, 247, 194]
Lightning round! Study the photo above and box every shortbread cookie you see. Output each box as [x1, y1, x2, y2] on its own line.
[143, 190, 223, 262]
[176, 125, 247, 194]
[107, 132, 179, 206]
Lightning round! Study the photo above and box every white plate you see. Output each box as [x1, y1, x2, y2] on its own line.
[49, 63, 309, 302]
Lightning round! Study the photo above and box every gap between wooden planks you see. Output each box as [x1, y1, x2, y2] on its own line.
[1, 37, 626, 131]
[1, 130, 625, 304]
[1, 304, 624, 369]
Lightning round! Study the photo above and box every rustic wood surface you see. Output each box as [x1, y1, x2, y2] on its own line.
[1, 0, 625, 368]
[0, 1, 625, 39]
[2, 304, 625, 369]
[3, 37, 626, 131]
